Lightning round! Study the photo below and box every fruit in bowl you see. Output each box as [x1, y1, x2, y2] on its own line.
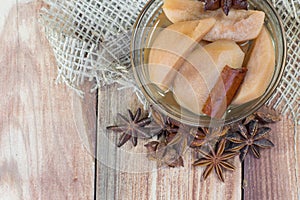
[148, 0, 275, 119]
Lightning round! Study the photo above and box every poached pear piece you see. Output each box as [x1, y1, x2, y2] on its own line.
[232, 27, 275, 104]
[148, 18, 216, 91]
[173, 40, 245, 115]
[203, 9, 265, 42]
[163, 0, 265, 42]
[163, 0, 206, 23]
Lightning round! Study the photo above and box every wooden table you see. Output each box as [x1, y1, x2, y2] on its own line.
[1, 1, 299, 199]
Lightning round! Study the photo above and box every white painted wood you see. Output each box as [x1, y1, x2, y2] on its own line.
[0, 2, 95, 199]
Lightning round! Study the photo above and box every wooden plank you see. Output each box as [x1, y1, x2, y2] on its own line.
[97, 85, 242, 200]
[0, 1, 96, 199]
[244, 117, 300, 200]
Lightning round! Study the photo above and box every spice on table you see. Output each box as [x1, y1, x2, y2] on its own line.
[167, 124, 196, 154]
[226, 120, 275, 161]
[107, 108, 155, 147]
[145, 141, 184, 167]
[150, 106, 179, 139]
[190, 126, 230, 148]
[193, 139, 238, 182]
[144, 122, 199, 168]
[144, 141, 160, 160]
[243, 110, 281, 125]
[107, 106, 278, 182]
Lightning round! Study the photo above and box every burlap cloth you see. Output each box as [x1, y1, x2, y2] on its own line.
[39, 0, 299, 124]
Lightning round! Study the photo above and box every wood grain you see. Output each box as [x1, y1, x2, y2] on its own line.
[0, 1, 96, 199]
[244, 117, 300, 200]
[96, 85, 242, 200]
[2, 1, 297, 200]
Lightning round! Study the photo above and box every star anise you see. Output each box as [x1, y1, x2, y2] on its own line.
[144, 122, 199, 168]
[228, 108, 281, 133]
[144, 141, 160, 160]
[243, 108, 281, 125]
[204, 0, 248, 15]
[166, 124, 196, 154]
[226, 120, 274, 161]
[150, 106, 179, 139]
[190, 126, 230, 148]
[144, 141, 184, 167]
[193, 139, 238, 182]
[107, 108, 154, 147]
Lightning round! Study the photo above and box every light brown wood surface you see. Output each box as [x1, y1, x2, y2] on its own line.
[0, 1, 95, 199]
[0, 1, 299, 200]
[244, 118, 300, 200]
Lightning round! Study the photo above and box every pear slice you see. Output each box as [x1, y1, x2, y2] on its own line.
[163, 0, 206, 23]
[148, 18, 216, 91]
[173, 40, 245, 115]
[232, 27, 275, 104]
[203, 40, 245, 70]
[163, 0, 265, 42]
[203, 9, 265, 42]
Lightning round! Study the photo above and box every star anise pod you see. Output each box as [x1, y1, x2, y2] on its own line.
[228, 108, 281, 133]
[107, 108, 154, 147]
[166, 124, 196, 154]
[193, 139, 238, 182]
[144, 141, 160, 160]
[204, 0, 248, 15]
[144, 122, 199, 168]
[150, 106, 179, 139]
[144, 141, 184, 167]
[243, 108, 281, 125]
[226, 120, 274, 161]
[190, 126, 230, 148]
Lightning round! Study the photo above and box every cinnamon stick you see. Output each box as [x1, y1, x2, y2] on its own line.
[202, 65, 247, 118]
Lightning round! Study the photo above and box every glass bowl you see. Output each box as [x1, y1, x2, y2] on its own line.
[131, 0, 286, 127]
